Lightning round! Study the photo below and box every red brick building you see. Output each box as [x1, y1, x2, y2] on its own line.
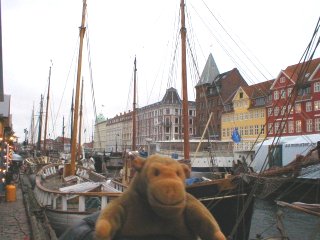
[195, 54, 248, 139]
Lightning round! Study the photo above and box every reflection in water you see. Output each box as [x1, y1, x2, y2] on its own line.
[249, 199, 320, 240]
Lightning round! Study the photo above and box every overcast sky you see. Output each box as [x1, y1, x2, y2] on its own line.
[2, 0, 320, 142]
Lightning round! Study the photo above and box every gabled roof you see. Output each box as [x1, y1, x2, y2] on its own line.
[242, 79, 274, 99]
[283, 57, 320, 83]
[196, 53, 220, 86]
[271, 58, 320, 90]
[161, 87, 182, 104]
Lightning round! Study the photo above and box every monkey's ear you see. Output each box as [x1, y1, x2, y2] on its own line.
[133, 156, 146, 172]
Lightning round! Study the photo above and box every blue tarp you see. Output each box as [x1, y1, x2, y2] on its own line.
[185, 177, 203, 185]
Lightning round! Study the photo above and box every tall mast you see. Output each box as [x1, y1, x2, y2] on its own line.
[62, 116, 65, 153]
[43, 62, 52, 154]
[37, 95, 43, 151]
[70, 0, 86, 175]
[70, 89, 74, 141]
[132, 57, 137, 151]
[30, 103, 35, 146]
[78, 77, 84, 158]
[180, 0, 190, 160]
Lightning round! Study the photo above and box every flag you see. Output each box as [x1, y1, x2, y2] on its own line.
[231, 127, 241, 143]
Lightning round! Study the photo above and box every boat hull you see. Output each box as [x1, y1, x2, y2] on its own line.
[186, 178, 254, 240]
[45, 208, 92, 237]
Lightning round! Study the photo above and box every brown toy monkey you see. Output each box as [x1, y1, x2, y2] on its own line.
[95, 154, 226, 240]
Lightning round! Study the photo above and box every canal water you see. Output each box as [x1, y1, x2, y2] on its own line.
[249, 198, 320, 240]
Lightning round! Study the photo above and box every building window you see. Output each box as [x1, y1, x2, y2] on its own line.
[288, 120, 294, 133]
[295, 103, 301, 113]
[268, 108, 273, 116]
[239, 92, 243, 98]
[306, 102, 312, 112]
[315, 118, 320, 131]
[274, 122, 280, 134]
[281, 106, 286, 116]
[254, 125, 259, 134]
[274, 91, 279, 100]
[189, 110, 193, 116]
[306, 119, 313, 132]
[314, 101, 320, 111]
[280, 76, 285, 83]
[189, 118, 193, 125]
[287, 88, 293, 97]
[281, 121, 286, 133]
[280, 89, 286, 99]
[288, 104, 293, 114]
[274, 106, 279, 116]
[268, 123, 273, 134]
[296, 120, 302, 133]
[314, 82, 320, 92]
[249, 125, 254, 135]
[175, 127, 179, 133]
[166, 108, 170, 114]
[244, 126, 248, 136]
[260, 125, 265, 134]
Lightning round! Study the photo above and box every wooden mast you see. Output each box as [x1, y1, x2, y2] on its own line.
[43, 62, 52, 154]
[78, 77, 84, 159]
[132, 57, 137, 151]
[180, 0, 190, 160]
[37, 95, 43, 151]
[70, 0, 86, 175]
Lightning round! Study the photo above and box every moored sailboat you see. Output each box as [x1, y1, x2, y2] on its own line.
[26, 1, 125, 237]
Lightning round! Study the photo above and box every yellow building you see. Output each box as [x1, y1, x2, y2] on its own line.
[221, 80, 273, 162]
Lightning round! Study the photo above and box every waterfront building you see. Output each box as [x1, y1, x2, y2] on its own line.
[136, 87, 196, 147]
[266, 57, 320, 137]
[93, 87, 196, 152]
[221, 80, 274, 163]
[195, 54, 248, 139]
[94, 112, 132, 153]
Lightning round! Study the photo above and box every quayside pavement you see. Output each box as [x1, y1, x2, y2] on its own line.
[0, 181, 31, 240]
[0, 173, 58, 240]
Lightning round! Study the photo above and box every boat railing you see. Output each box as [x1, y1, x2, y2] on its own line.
[34, 163, 122, 212]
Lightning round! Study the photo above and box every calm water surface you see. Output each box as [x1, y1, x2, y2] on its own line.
[249, 199, 320, 240]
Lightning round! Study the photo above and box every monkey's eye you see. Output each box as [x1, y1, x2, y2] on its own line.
[154, 168, 160, 176]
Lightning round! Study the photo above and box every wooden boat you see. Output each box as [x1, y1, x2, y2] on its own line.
[26, 1, 127, 237]
[112, 3, 255, 240]
[246, 141, 320, 202]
